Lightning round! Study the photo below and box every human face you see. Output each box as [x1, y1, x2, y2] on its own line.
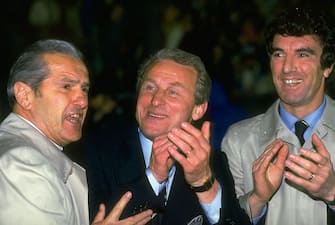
[29, 53, 89, 146]
[136, 60, 206, 140]
[270, 35, 331, 117]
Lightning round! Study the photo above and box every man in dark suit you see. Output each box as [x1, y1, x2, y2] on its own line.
[85, 48, 251, 225]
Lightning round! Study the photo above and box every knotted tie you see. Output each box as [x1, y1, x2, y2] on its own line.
[294, 120, 309, 145]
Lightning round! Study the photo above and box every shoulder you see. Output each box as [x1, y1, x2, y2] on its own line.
[224, 113, 265, 138]
[224, 101, 279, 139]
[0, 145, 70, 211]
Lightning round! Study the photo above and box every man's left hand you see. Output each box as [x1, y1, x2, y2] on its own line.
[285, 134, 335, 204]
[167, 121, 213, 188]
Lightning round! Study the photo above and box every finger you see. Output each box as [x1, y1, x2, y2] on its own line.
[285, 155, 315, 180]
[168, 145, 189, 165]
[92, 204, 106, 224]
[259, 140, 285, 170]
[170, 122, 210, 155]
[299, 148, 326, 166]
[273, 143, 289, 170]
[152, 139, 174, 155]
[201, 121, 211, 141]
[284, 170, 317, 188]
[168, 129, 193, 157]
[152, 135, 172, 151]
[128, 210, 153, 225]
[287, 152, 321, 174]
[180, 122, 208, 144]
[105, 191, 132, 221]
[183, 122, 210, 149]
[311, 134, 330, 159]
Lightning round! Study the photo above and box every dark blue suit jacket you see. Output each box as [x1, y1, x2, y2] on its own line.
[84, 117, 251, 225]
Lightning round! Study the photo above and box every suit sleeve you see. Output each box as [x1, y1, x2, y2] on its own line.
[0, 147, 75, 225]
[221, 128, 253, 217]
[212, 150, 251, 225]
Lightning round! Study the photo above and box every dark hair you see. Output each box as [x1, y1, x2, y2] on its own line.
[136, 48, 211, 105]
[7, 39, 84, 108]
[264, 7, 335, 70]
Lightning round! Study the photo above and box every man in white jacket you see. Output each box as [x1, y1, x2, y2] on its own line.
[0, 39, 153, 225]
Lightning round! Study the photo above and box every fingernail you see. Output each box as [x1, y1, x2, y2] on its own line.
[126, 191, 132, 198]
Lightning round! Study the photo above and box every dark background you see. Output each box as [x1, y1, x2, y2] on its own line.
[1, 0, 335, 161]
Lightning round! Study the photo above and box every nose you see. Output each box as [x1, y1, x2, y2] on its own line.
[151, 90, 165, 106]
[73, 88, 88, 109]
[282, 55, 296, 74]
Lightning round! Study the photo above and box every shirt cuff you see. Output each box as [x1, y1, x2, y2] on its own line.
[200, 184, 222, 224]
[328, 204, 335, 211]
[252, 204, 267, 224]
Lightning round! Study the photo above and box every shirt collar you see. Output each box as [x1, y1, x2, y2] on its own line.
[138, 129, 152, 167]
[279, 96, 326, 134]
[15, 113, 63, 151]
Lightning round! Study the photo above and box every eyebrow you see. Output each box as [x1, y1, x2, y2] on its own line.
[145, 78, 186, 89]
[272, 47, 316, 55]
[60, 77, 90, 87]
[295, 47, 316, 55]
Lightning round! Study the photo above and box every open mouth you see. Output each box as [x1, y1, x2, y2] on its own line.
[284, 79, 302, 85]
[66, 113, 83, 125]
[148, 112, 167, 119]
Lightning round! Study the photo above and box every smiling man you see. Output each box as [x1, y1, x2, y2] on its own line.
[221, 7, 335, 225]
[85, 48, 251, 225]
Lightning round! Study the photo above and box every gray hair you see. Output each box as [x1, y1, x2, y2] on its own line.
[7, 39, 84, 108]
[136, 48, 211, 105]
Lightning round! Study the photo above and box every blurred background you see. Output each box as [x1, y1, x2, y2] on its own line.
[1, 0, 335, 159]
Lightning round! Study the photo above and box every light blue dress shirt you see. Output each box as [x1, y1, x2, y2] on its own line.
[279, 96, 326, 141]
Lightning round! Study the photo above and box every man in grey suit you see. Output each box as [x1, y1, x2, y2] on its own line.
[221, 8, 335, 225]
[0, 39, 153, 225]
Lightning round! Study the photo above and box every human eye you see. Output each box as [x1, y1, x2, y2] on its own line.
[298, 51, 309, 57]
[272, 51, 284, 58]
[167, 88, 178, 97]
[82, 85, 89, 94]
[142, 83, 156, 92]
[62, 83, 72, 90]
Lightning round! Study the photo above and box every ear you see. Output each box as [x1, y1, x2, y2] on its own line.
[13, 82, 34, 110]
[191, 102, 208, 121]
[323, 64, 334, 78]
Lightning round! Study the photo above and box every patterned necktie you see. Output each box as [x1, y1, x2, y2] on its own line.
[294, 120, 309, 145]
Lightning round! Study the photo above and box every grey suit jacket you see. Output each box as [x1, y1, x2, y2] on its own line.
[0, 113, 89, 225]
[222, 96, 335, 225]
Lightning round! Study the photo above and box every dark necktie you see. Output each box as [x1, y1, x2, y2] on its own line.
[294, 120, 309, 145]
[151, 186, 166, 225]
[157, 185, 166, 209]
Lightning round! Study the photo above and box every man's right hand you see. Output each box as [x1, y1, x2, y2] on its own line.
[92, 191, 153, 225]
[249, 139, 288, 217]
[149, 134, 177, 183]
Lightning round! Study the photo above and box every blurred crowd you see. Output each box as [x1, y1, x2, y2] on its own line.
[1, 0, 335, 153]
